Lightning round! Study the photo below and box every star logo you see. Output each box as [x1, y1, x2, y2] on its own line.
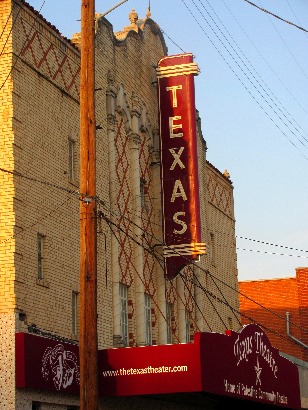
[255, 356, 262, 385]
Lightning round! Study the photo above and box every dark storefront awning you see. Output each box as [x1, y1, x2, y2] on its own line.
[15, 324, 301, 409]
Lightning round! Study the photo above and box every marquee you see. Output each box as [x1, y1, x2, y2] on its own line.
[16, 324, 301, 408]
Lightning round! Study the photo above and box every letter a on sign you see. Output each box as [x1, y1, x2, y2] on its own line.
[157, 53, 206, 279]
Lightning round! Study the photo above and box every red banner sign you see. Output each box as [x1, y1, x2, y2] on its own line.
[156, 53, 206, 279]
[98, 342, 201, 397]
[16, 332, 80, 394]
[16, 325, 301, 408]
[199, 324, 301, 408]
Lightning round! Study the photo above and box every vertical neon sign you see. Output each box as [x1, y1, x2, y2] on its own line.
[157, 53, 206, 279]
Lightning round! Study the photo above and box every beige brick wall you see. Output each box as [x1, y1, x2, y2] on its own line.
[11, 38, 81, 341]
[203, 162, 240, 332]
[1, 0, 240, 407]
[0, 0, 16, 315]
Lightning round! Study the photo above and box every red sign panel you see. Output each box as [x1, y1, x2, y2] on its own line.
[15, 325, 301, 408]
[98, 342, 201, 397]
[199, 324, 301, 408]
[16, 332, 80, 394]
[157, 53, 206, 279]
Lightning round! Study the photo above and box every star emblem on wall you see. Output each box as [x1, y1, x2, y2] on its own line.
[255, 356, 262, 385]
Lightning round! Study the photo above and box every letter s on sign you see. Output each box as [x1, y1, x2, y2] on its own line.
[173, 212, 187, 234]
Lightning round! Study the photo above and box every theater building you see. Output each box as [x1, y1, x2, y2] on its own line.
[0, 0, 302, 408]
[239, 267, 308, 408]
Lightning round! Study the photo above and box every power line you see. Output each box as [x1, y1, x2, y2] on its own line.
[236, 235, 308, 254]
[4, 1, 308, 266]
[181, 0, 308, 160]
[1, 164, 306, 353]
[262, 3, 308, 83]
[236, 247, 308, 259]
[222, 0, 308, 131]
[222, 0, 308, 117]
[243, 0, 308, 33]
[97, 200, 308, 338]
[100, 209, 182, 343]
[159, 28, 186, 53]
[1, 1, 306, 350]
[0, 166, 80, 197]
[97, 197, 308, 332]
[1, 165, 307, 261]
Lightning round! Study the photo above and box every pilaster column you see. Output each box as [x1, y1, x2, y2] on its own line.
[106, 73, 122, 347]
[151, 129, 167, 344]
[194, 269, 204, 331]
[129, 94, 145, 346]
[177, 275, 186, 343]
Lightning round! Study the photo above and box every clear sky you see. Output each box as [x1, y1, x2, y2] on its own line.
[26, 0, 308, 281]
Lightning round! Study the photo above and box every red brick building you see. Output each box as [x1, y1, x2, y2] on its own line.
[239, 267, 308, 362]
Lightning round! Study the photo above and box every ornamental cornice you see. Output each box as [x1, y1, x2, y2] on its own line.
[128, 132, 141, 145]
[150, 150, 160, 165]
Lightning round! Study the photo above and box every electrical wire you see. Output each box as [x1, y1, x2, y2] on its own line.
[243, 0, 308, 33]
[159, 28, 186, 53]
[2, 163, 307, 266]
[3, 0, 308, 268]
[97, 199, 308, 338]
[99, 209, 181, 343]
[0, 195, 74, 245]
[1, 1, 307, 355]
[236, 247, 308, 258]
[99, 194, 308, 336]
[1, 164, 307, 355]
[100, 206, 228, 334]
[261, 2, 308, 83]
[222, 0, 308, 117]
[236, 235, 308, 253]
[0, 166, 80, 197]
[286, 0, 308, 40]
[181, 0, 308, 160]
[207, 0, 308, 142]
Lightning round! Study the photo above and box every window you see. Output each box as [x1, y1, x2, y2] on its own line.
[72, 292, 78, 337]
[185, 309, 190, 343]
[68, 139, 75, 181]
[119, 284, 128, 346]
[166, 302, 173, 344]
[32, 403, 41, 410]
[37, 233, 45, 280]
[144, 293, 152, 345]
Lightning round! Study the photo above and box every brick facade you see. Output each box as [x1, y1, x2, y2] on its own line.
[239, 267, 308, 362]
[0, 0, 239, 408]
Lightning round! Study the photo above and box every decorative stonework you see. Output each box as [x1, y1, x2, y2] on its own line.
[128, 9, 138, 31]
[115, 7, 154, 41]
[128, 132, 141, 146]
[114, 115, 134, 286]
[19, 11, 80, 100]
[207, 174, 233, 217]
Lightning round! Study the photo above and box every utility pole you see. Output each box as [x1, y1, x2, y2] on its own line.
[79, 0, 98, 408]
